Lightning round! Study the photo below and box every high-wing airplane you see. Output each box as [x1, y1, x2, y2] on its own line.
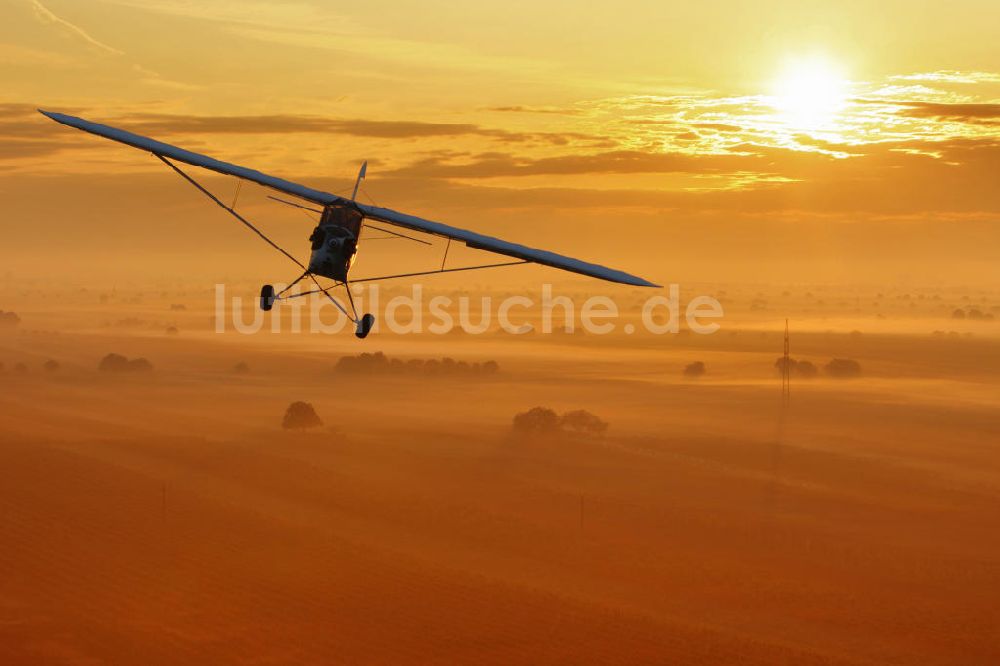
[40, 110, 659, 338]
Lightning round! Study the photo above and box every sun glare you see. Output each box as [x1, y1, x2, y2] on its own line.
[771, 57, 849, 130]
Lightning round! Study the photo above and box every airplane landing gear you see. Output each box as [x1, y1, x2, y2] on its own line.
[356, 313, 375, 339]
[259, 284, 275, 311]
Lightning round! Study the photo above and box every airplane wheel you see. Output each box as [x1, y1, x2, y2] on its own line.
[355, 313, 375, 339]
[259, 284, 275, 311]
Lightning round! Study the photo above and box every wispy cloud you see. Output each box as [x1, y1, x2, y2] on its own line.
[29, 0, 123, 56]
[100, 0, 551, 76]
[890, 70, 1000, 84]
[896, 101, 1000, 121]
[84, 112, 603, 146]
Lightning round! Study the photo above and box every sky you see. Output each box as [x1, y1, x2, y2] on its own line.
[1, 0, 999, 286]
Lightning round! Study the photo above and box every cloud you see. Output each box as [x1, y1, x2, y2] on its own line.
[895, 101, 1000, 121]
[485, 105, 580, 115]
[0, 138, 86, 159]
[381, 150, 760, 179]
[99, 0, 550, 77]
[0, 106, 607, 162]
[691, 123, 744, 132]
[28, 0, 124, 56]
[89, 112, 602, 146]
[890, 71, 1000, 85]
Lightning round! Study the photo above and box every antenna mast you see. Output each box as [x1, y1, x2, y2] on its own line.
[781, 318, 791, 406]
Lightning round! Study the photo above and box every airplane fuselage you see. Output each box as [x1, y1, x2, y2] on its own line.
[308, 204, 363, 282]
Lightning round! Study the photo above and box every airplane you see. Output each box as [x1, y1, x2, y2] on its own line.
[40, 110, 659, 338]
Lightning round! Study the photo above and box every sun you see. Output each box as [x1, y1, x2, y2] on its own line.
[770, 57, 849, 130]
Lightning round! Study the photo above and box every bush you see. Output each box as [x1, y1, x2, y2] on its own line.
[775, 357, 818, 378]
[683, 361, 706, 377]
[512, 407, 609, 437]
[282, 401, 323, 430]
[233, 362, 250, 375]
[43, 359, 60, 373]
[0, 311, 20, 328]
[335, 352, 500, 378]
[560, 410, 609, 436]
[824, 358, 862, 378]
[512, 407, 560, 434]
[98, 353, 153, 374]
[129, 358, 154, 373]
[796, 360, 818, 378]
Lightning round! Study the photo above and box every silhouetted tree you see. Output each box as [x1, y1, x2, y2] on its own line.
[512, 407, 560, 434]
[282, 401, 323, 430]
[43, 359, 60, 373]
[0, 311, 20, 328]
[129, 358, 154, 373]
[683, 361, 706, 377]
[14, 362, 27, 374]
[775, 357, 818, 378]
[560, 410, 609, 436]
[952, 309, 966, 319]
[166, 326, 179, 335]
[824, 358, 862, 378]
[797, 360, 818, 378]
[99, 353, 130, 373]
[99, 353, 153, 374]
[233, 361, 250, 375]
[335, 352, 500, 378]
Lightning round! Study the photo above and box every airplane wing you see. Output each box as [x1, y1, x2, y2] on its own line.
[40, 110, 659, 287]
[39, 110, 340, 206]
[356, 203, 659, 286]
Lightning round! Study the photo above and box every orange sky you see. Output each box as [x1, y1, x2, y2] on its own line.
[1, 0, 998, 286]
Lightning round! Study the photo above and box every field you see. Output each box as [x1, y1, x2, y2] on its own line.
[1, 281, 998, 665]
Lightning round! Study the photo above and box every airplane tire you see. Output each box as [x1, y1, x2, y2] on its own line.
[259, 284, 275, 311]
[355, 313, 375, 339]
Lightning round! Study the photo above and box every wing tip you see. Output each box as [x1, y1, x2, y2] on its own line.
[38, 109, 66, 123]
[620, 275, 661, 288]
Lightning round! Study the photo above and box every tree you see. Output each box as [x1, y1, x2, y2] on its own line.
[43, 359, 60, 373]
[0, 311, 20, 328]
[98, 353, 130, 373]
[775, 357, 818, 378]
[796, 360, 818, 378]
[559, 409, 609, 436]
[233, 361, 250, 374]
[683, 361, 706, 377]
[99, 353, 153, 373]
[824, 358, 862, 378]
[282, 401, 323, 430]
[512, 407, 560, 434]
[129, 358, 154, 373]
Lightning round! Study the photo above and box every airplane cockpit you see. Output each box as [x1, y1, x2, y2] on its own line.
[307, 205, 364, 282]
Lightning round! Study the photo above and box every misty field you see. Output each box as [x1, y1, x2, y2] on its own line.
[1, 283, 998, 665]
